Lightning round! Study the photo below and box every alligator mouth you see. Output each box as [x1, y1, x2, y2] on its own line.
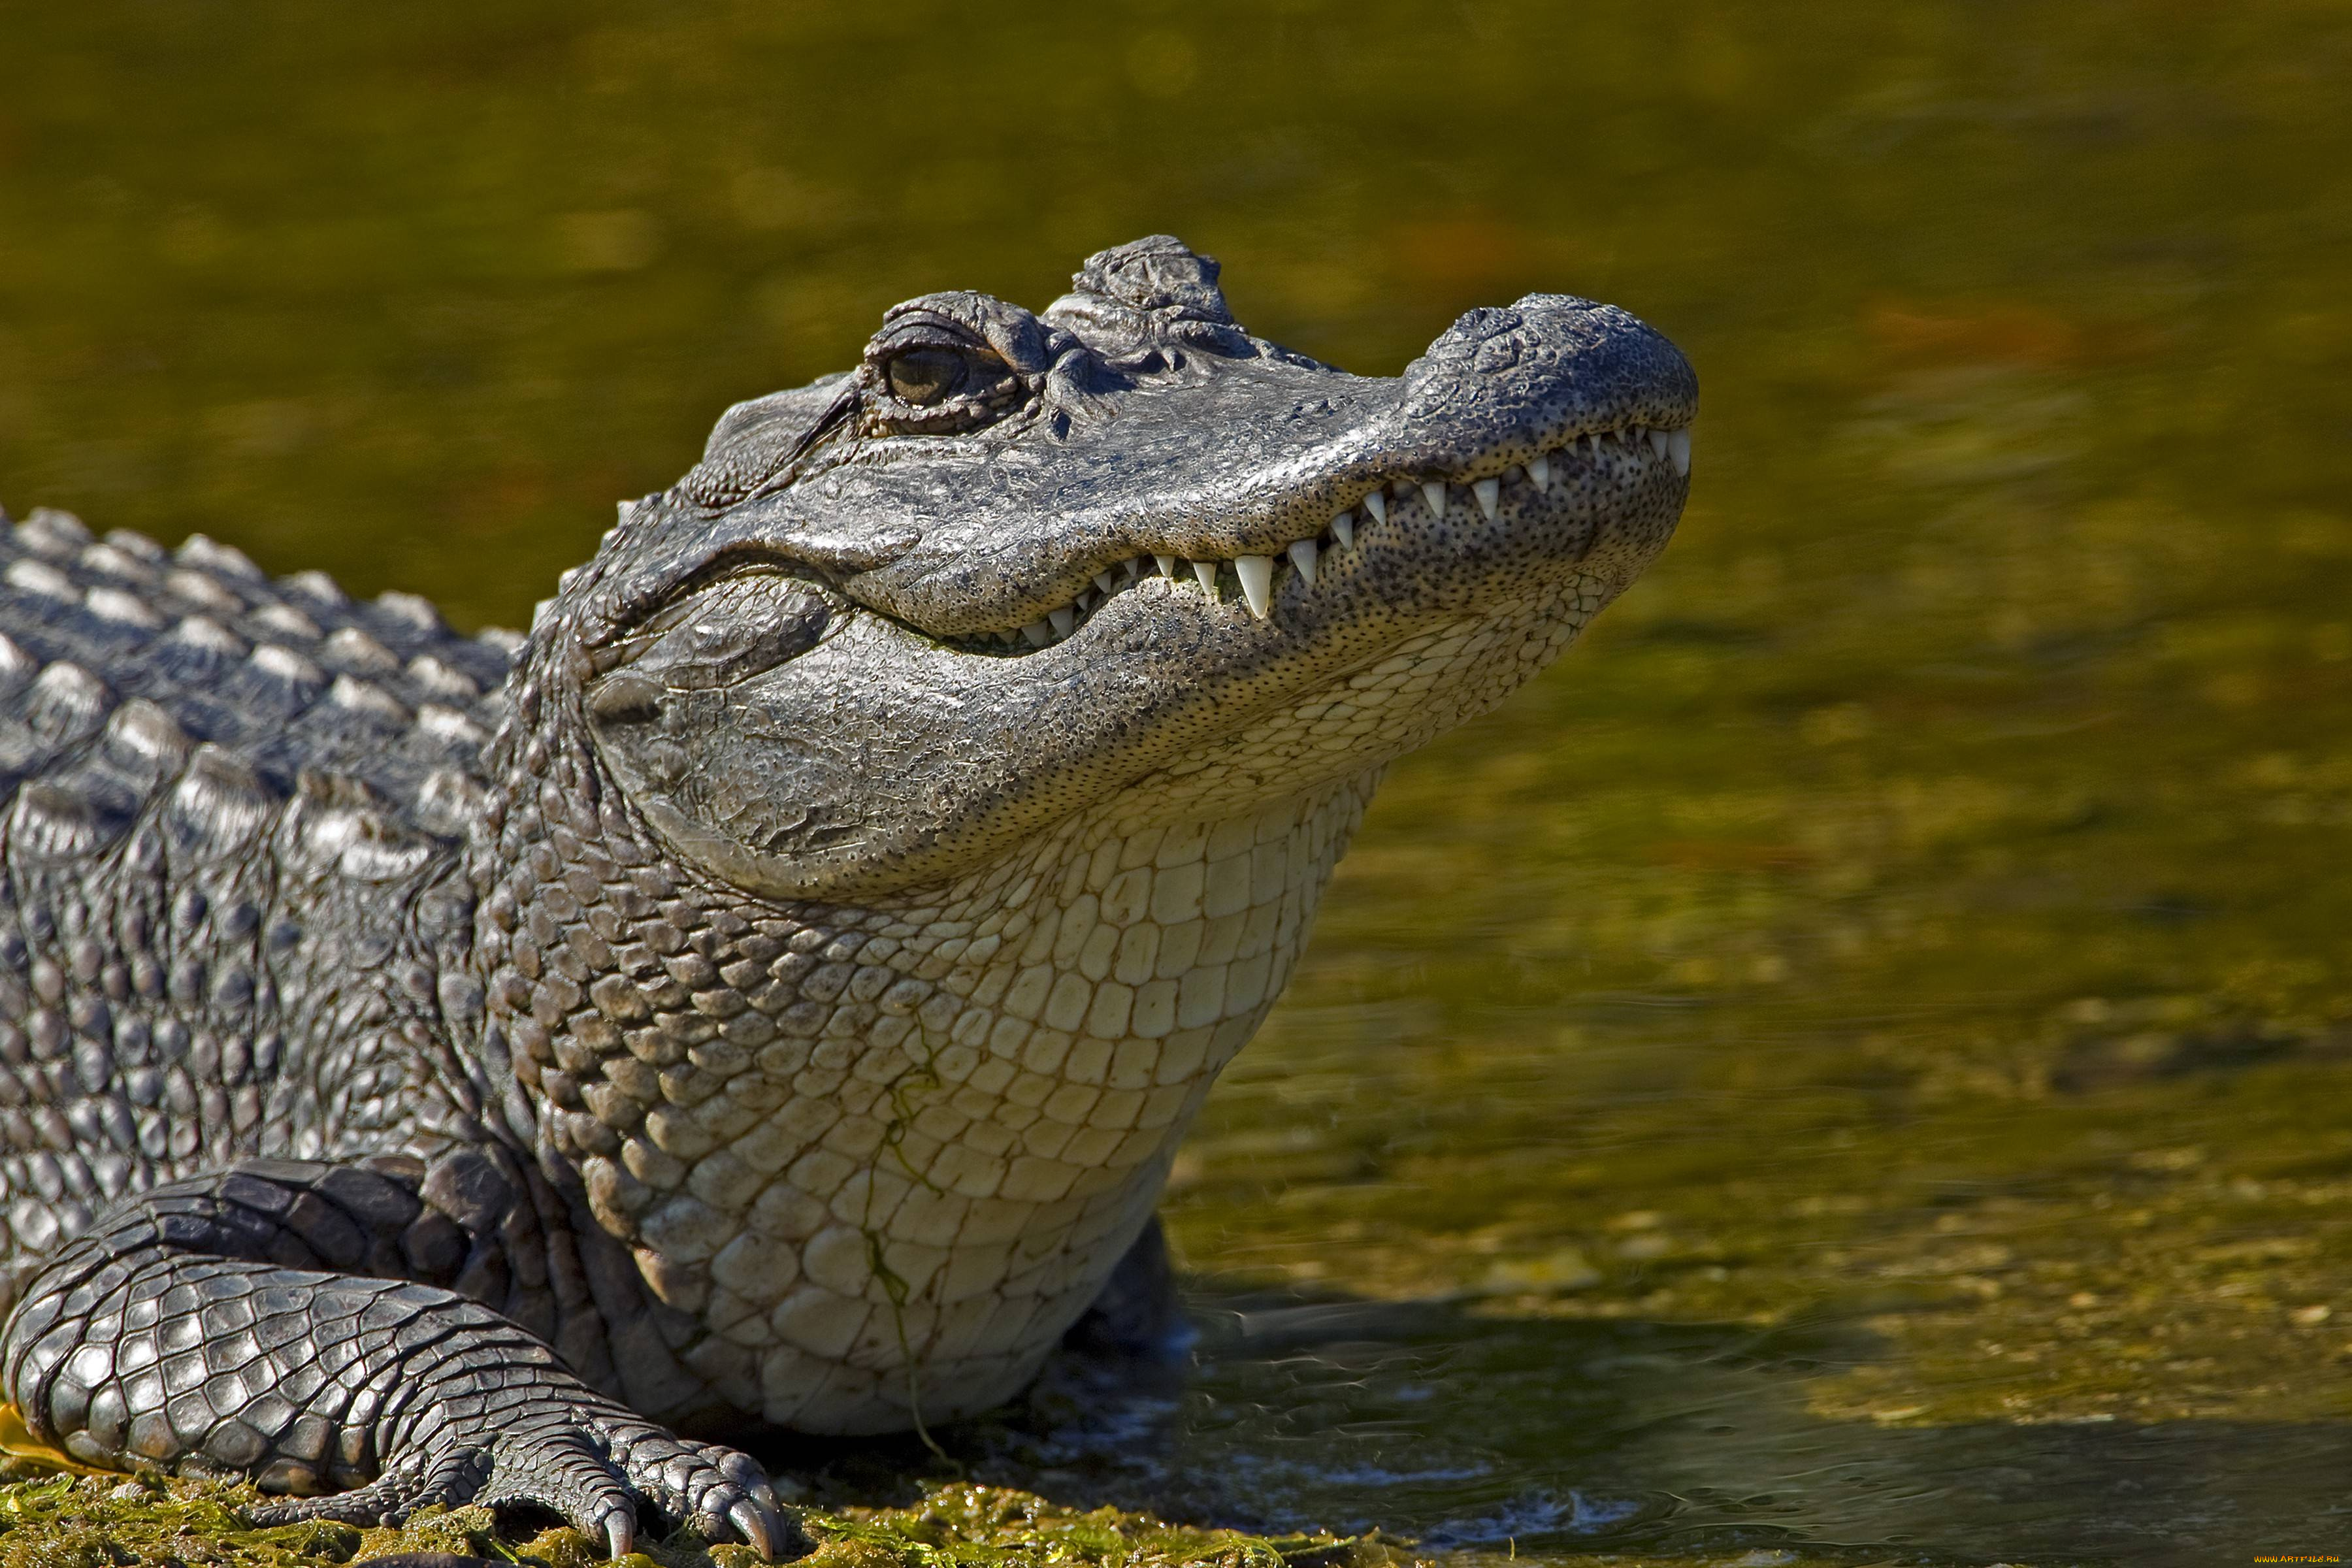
[941, 418, 1692, 655]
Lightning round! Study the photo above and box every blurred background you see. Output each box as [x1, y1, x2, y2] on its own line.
[4, 3, 2351, 1562]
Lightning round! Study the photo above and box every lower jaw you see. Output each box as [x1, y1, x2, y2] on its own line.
[1099, 574, 1611, 830]
[828, 557, 1612, 913]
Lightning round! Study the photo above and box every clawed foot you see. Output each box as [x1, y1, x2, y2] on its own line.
[247, 1402, 798, 1560]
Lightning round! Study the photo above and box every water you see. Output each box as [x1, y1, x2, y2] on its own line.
[4, 3, 2351, 1563]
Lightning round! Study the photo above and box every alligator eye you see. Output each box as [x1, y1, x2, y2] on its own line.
[885, 347, 968, 406]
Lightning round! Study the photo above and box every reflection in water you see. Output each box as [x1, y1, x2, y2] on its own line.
[972, 1294, 2352, 1566]
[5, 3, 2352, 1564]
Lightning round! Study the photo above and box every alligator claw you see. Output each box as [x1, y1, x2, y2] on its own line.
[245, 1391, 791, 1562]
[603, 1509, 636, 1560]
[732, 1497, 781, 1557]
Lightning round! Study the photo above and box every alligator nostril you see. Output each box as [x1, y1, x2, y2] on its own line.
[1472, 335, 1522, 374]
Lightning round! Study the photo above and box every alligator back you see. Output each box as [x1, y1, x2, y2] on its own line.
[0, 505, 514, 1306]
[0, 508, 513, 806]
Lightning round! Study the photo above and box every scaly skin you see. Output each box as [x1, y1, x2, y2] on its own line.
[0, 237, 1695, 1554]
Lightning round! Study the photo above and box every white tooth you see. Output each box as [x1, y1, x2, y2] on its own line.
[1631, 425, 1647, 448]
[1286, 536, 1318, 587]
[1156, 553, 1178, 578]
[1192, 559, 1220, 597]
[1527, 454, 1550, 489]
[1648, 429, 1669, 460]
[1362, 492, 1386, 525]
[1332, 511, 1356, 549]
[1095, 571, 1115, 595]
[1049, 606, 1075, 636]
[1420, 480, 1446, 517]
[1235, 555, 1274, 617]
[1472, 478, 1499, 521]
[1022, 621, 1053, 647]
[1669, 429, 1691, 476]
[1126, 557, 1145, 580]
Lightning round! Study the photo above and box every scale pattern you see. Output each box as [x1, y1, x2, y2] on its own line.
[0, 505, 513, 1306]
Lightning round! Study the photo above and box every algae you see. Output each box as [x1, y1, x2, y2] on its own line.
[0, 1467, 1408, 1568]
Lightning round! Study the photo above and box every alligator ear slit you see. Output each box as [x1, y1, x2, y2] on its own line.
[787, 380, 860, 465]
[586, 674, 664, 727]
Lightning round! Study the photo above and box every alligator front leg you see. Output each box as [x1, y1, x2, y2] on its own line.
[0, 1158, 791, 1558]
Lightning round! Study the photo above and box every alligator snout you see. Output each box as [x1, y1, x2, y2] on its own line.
[1399, 294, 1699, 472]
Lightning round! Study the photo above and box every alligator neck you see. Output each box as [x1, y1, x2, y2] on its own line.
[470, 648, 1375, 1429]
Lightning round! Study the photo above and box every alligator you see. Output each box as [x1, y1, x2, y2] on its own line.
[0, 237, 1694, 1556]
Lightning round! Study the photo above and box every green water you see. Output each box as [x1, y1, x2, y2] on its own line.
[4, 3, 2352, 1563]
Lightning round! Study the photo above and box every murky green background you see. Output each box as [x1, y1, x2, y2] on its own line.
[5, 2, 2352, 1563]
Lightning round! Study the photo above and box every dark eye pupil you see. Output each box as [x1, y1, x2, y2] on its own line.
[887, 348, 964, 406]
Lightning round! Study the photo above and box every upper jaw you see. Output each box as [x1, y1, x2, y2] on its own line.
[815, 291, 1697, 646]
[946, 416, 1692, 654]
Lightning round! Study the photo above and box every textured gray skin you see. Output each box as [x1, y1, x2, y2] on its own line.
[0, 238, 1694, 1556]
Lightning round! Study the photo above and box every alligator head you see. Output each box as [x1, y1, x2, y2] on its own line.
[542, 235, 1695, 906]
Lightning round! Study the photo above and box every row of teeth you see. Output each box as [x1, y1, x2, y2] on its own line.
[984, 423, 1692, 649]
